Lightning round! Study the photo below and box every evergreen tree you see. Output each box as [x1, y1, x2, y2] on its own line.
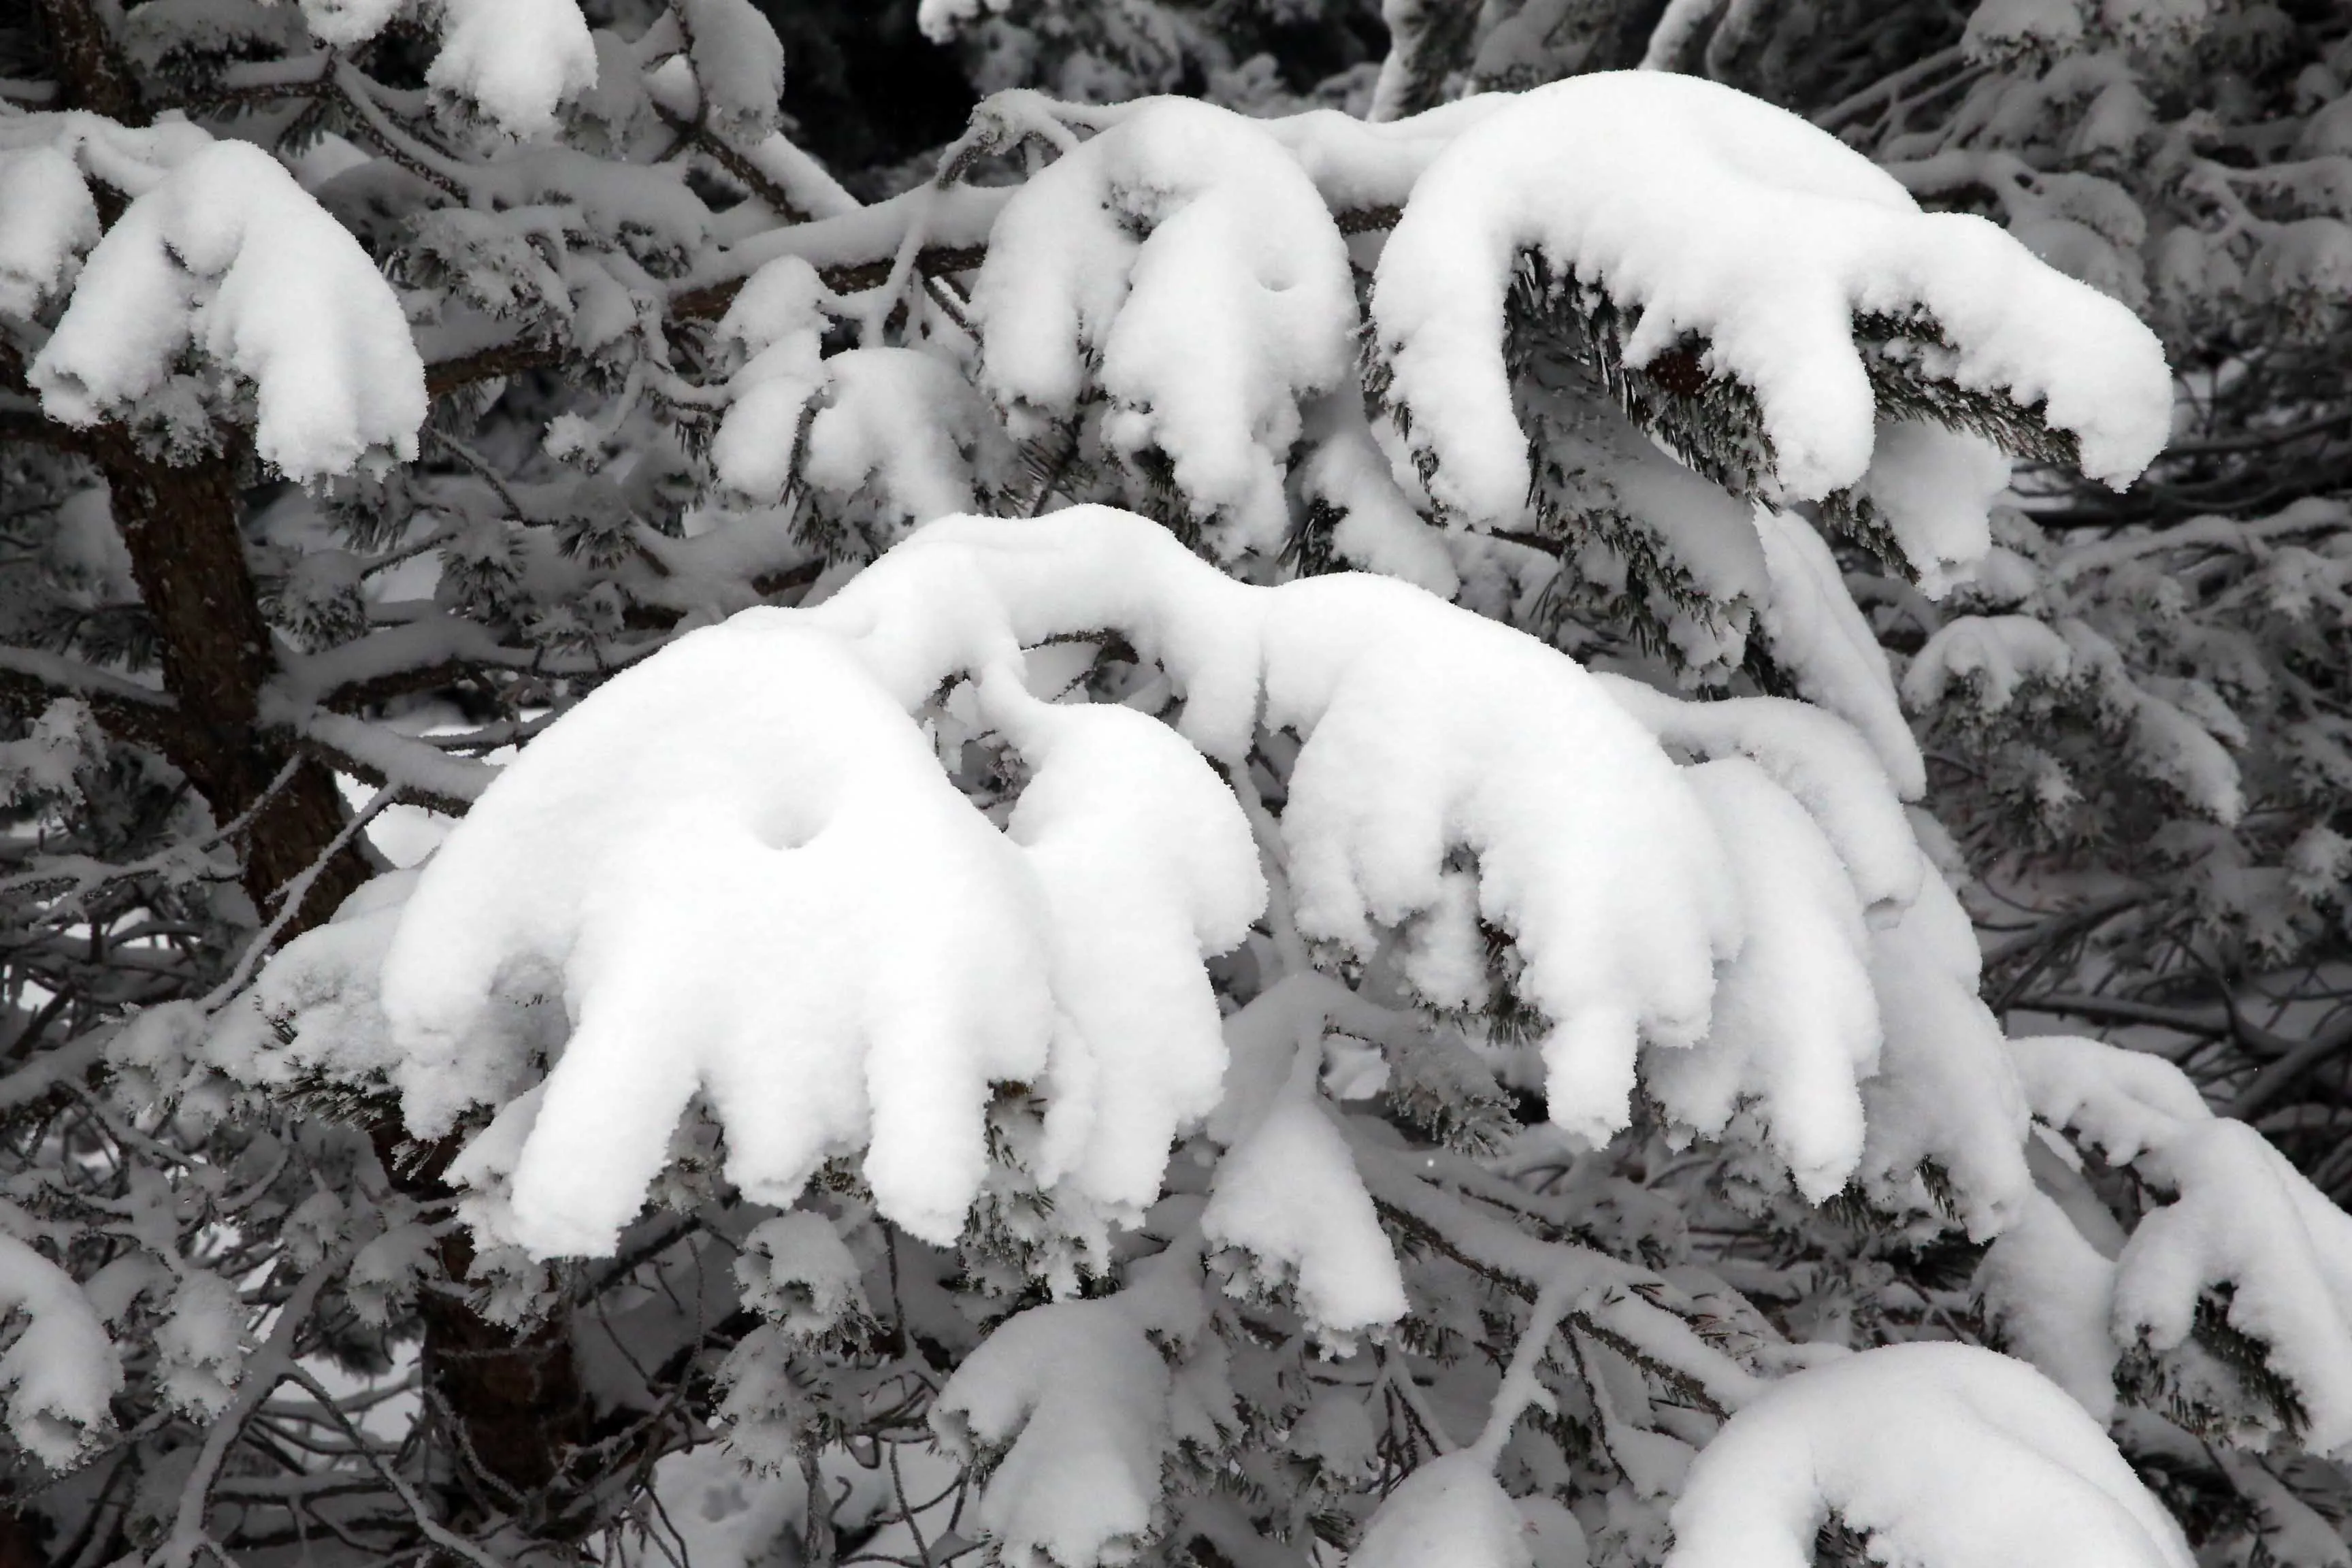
[0, 3, 2345, 1568]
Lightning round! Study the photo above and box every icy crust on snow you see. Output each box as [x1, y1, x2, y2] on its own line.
[30, 140, 425, 482]
[361, 506, 1979, 1258]
[2000, 1036, 2352, 1452]
[971, 99, 1360, 559]
[1666, 1343, 2193, 1568]
[0, 1234, 122, 1468]
[1371, 71, 2170, 522]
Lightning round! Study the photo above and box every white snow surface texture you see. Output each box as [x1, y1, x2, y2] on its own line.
[365, 507, 2029, 1264]
[1372, 71, 2170, 517]
[1666, 1343, 2193, 1568]
[29, 138, 425, 481]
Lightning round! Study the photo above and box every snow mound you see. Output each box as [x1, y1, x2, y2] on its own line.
[31, 140, 425, 482]
[932, 1295, 1178, 1568]
[428, 0, 599, 140]
[2007, 1036, 2352, 1452]
[0, 146, 99, 317]
[373, 508, 1884, 1256]
[973, 99, 1359, 560]
[1352, 1456, 1537, 1568]
[1204, 1090, 1409, 1337]
[0, 1234, 121, 1468]
[1371, 71, 2170, 521]
[1667, 1343, 2192, 1568]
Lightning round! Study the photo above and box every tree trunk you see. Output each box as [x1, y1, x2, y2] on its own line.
[33, 3, 600, 1535]
[96, 443, 376, 929]
[93, 436, 602, 1537]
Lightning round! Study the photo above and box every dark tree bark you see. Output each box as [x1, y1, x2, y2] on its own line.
[4, 1, 602, 1533]
[91, 440, 376, 929]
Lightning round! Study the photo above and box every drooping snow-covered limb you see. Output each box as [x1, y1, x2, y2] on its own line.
[1205, 1002, 1408, 1339]
[266, 706, 496, 820]
[671, 91, 1510, 323]
[1663, 1344, 2193, 1568]
[378, 508, 1778, 1255]
[0, 1233, 121, 1468]
[2001, 1034, 2352, 1451]
[1465, 1273, 1579, 1467]
[30, 137, 426, 480]
[1371, 71, 2170, 527]
[930, 1234, 1209, 1568]
[971, 99, 1360, 558]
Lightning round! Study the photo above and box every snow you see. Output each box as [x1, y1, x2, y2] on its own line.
[1665, 1343, 2193, 1568]
[1644, 757, 1879, 1201]
[336, 500, 2114, 1268]
[1752, 507, 1927, 798]
[0, 1233, 121, 1468]
[1963, 0, 2088, 59]
[1855, 866, 2031, 1237]
[1524, 376, 1769, 677]
[2116, 1118, 2352, 1451]
[1371, 71, 2172, 524]
[932, 1296, 1179, 1568]
[1858, 420, 2011, 598]
[635, 1448, 806, 1568]
[1350, 1456, 1536, 1568]
[2008, 1034, 2352, 1452]
[2059, 622, 2245, 823]
[31, 140, 425, 483]
[1975, 1190, 2122, 1421]
[1595, 679, 1923, 916]
[297, 0, 404, 50]
[1299, 396, 1461, 598]
[382, 623, 1062, 1256]
[1260, 570, 1739, 1141]
[1261, 97, 1515, 214]
[972, 99, 1360, 559]
[427, 0, 599, 140]
[994, 683, 1264, 1215]
[1901, 615, 2073, 712]
[739, 348, 1015, 532]
[1203, 1085, 1409, 1338]
[0, 145, 98, 317]
[735, 1213, 868, 1338]
[155, 1270, 244, 1420]
[677, 0, 787, 146]
[365, 507, 1763, 1254]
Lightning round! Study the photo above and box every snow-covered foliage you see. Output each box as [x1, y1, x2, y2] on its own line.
[2, 1, 2351, 1566]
